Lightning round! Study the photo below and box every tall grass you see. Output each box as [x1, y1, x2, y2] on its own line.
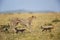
[0, 13, 60, 40]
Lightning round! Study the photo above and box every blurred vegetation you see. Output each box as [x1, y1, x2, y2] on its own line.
[0, 13, 60, 40]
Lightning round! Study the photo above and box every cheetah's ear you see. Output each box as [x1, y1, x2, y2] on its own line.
[32, 16, 36, 18]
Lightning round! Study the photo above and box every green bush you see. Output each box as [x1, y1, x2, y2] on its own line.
[52, 19, 60, 23]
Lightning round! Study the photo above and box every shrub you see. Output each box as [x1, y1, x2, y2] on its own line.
[52, 19, 60, 23]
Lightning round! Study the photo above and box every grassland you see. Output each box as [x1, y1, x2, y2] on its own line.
[0, 12, 60, 40]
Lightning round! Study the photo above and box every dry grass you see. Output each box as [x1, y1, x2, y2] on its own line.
[0, 12, 60, 40]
